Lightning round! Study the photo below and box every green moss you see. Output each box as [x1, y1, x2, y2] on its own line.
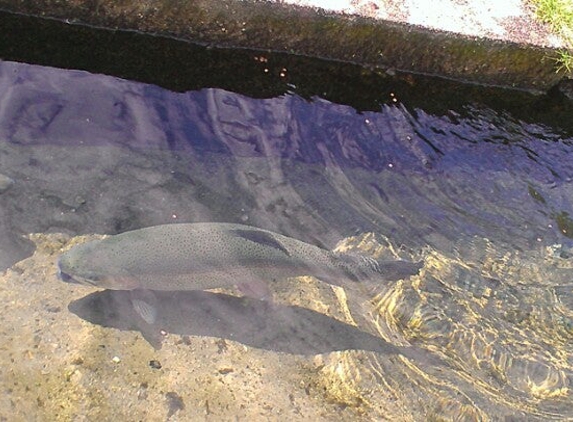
[554, 211, 573, 238]
[528, 185, 547, 204]
[553, 49, 573, 73]
[530, 0, 573, 74]
[533, 0, 573, 34]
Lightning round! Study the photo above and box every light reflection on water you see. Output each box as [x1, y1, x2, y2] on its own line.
[1, 58, 573, 420]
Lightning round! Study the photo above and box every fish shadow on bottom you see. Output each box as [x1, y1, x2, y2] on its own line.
[69, 289, 406, 356]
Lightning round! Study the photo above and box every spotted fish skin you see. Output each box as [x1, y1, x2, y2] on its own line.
[58, 223, 421, 292]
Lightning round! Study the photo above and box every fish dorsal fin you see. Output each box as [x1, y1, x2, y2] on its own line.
[229, 229, 290, 256]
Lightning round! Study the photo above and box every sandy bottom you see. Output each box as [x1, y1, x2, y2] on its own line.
[4, 230, 572, 420]
[0, 233, 412, 421]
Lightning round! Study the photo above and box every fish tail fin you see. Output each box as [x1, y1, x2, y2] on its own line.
[334, 252, 423, 283]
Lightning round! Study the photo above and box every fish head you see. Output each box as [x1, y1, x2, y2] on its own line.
[58, 240, 139, 290]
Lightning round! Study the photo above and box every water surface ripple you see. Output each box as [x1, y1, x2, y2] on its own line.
[1, 59, 573, 420]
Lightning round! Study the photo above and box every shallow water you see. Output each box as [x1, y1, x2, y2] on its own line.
[1, 57, 573, 420]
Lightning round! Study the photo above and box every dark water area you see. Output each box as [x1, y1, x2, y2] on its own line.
[1, 35, 573, 420]
[1, 58, 573, 258]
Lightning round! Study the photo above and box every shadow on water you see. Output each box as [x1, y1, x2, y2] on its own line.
[69, 289, 402, 355]
[2, 14, 573, 420]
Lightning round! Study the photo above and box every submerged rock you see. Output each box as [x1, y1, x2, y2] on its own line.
[0, 173, 14, 193]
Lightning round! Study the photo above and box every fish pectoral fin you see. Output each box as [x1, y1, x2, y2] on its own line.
[236, 279, 273, 301]
[129, 289, 165, 349]
[130, 289, 158, 324]
[132, 299, 157, 325]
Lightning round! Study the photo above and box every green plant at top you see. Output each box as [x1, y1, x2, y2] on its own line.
[554, 49, 573, 73]
[531, 0, 573, 74]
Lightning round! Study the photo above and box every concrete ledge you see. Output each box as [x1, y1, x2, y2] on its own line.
[0, 0, 567, 91]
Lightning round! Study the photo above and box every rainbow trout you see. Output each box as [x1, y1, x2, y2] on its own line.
[58, 223, 421, 298]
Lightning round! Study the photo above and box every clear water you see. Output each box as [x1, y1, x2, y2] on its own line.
[1, 57, 573, 420]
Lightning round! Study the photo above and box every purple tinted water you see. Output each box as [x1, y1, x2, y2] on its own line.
[1, 59, 573, 420]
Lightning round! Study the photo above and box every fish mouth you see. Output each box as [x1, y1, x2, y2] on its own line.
[58, 268, 74, 283]
[58, 267, 83, 284]
[57, 258, 95, 286]
[58, 269, 98, 286]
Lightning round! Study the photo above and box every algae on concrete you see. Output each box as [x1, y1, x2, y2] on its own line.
[0, 0, 566, 91]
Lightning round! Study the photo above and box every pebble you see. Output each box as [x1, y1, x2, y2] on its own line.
[149, 359, 162, 369]
[0, 173, 14, 193]
[62, 195, 86, 208]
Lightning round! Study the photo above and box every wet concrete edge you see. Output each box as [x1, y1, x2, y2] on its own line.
[0, 0, 567, 92]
